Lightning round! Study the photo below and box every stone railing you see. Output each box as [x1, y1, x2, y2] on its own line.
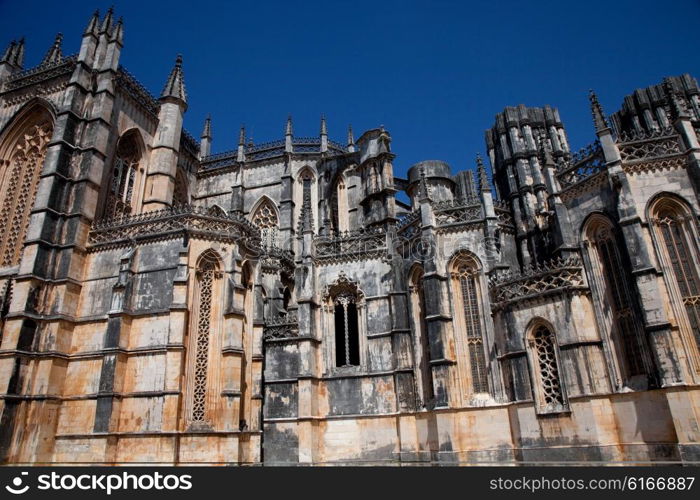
[3, 54, 78, 92]
[313, 227, 386, 262]
[200, 137, 348, 170]
[494, 204, 515, 229]
[556, 141, 606, 190]
[89, 204, 259, 248]
[489, 256, 585, 308]
[396, 210, 421, 239]
[263, 310, 299, 341]
[432, 196, 483, 228]
[617, 127, 683, 163]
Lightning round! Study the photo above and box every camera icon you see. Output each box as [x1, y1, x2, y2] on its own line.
[5, 471, 29, 495]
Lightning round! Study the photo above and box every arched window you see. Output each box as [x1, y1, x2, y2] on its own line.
[187, 250, 222, 427]
[334, 295, 360, 366]
[252, 198, 279, 248]
[324, 272, 364, 369]
[527, 322, 567, 414]
[583, 216, 651, 381]
[106, 132, 141, 218]
[410, 266, 433, 406]
[650, 196, 700, 354]
[331, 175, 349, 233]
[296, 167, 316, 232]
[0, 106, 53, 268]
[449, 253, 489, 394]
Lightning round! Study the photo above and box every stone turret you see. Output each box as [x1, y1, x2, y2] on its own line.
[285, 115, 293, 152]
[200, 115, 212, 159]
[0, 38, 24, 82]
[406, 160, 455, 209]
[320, 115, 328, 152]
[355, 127, 397, 227]
[41, 33, 63, 66]
[486, 104, 570, 266]
[77, 10, 100, 68]
[142, 55, 187, 211]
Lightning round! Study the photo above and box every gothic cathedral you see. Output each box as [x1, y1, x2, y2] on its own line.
[0, 9, 699, 464]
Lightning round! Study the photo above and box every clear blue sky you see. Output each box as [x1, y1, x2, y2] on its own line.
[1, 0, 699, 180]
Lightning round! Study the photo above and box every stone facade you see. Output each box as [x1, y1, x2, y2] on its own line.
[0, 9, 699, 464]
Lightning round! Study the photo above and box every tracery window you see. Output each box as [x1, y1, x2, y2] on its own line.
[450, 254, 489, 394]
[334, 294, 360, 367]
[252, 199, 279, 248]
[331, 176, 349, 233]
[324, 272, 364, 370]
[0, 115, 53, 268]
[187, 251, 222, 427]
[300, 171, 313, 229]
[106, 133, 141, 218]
[584, 218, 650, 380]
[650, 198, 700, 353]
[527, 323, 567, 414]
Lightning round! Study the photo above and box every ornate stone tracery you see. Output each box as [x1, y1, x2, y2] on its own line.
[188, 250, 223, 427]
[531, 324, 566, 411]
[106, 132, 141, 218]
[450, 253, 489, 395]
[0, 117, 53, 267]
[252, 198, 279, 248]
[650, 198, 700, 354]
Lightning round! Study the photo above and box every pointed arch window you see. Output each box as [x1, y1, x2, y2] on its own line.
[0, 109, 53, 268]
[449, 254, 489, 395]
[252, 199, 279, 248]
[331, 176, 349, 233]
[650, 197, 700, 355]
[527, 322, 568, 414]
[106, 133, 141, 218]
[187, 251, 223, 427]
[324, 272, 364, 369]
[584, 217, 651, 381]
[296, 168, 316, 233]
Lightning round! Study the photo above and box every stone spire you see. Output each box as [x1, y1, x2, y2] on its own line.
[41, 33, 63, 66]
[100, 6, 114, 34]
[199, 115, 212, 159]
[160, 54, 187, 108]
[347, 124, 355, 152]
[111, 17, 124, 44]
[320, 115, 328, 152]
[476, 153, 491, 193]
[588, 89, 609, 132]
[237, 125, 246, 162]
[285, 115, 293, 152]
[85, 9, 100, 36]
[1, 41, 16, 64]
[201, 115, 212, 139]
[14, 38, 24, 67]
